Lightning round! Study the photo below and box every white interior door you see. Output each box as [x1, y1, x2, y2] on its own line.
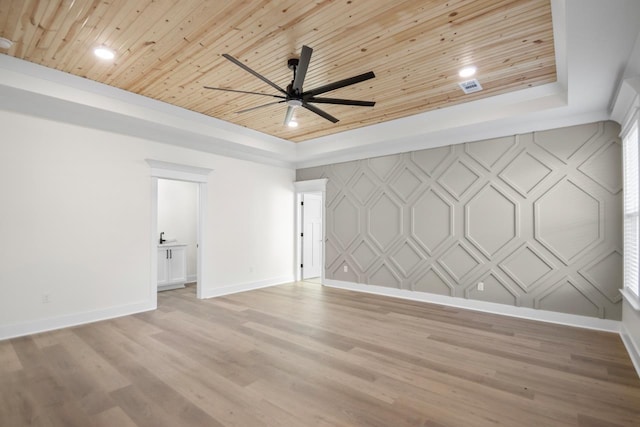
[302, 193, 322, 279]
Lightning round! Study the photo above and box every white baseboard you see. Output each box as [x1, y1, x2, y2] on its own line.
[0, 299, 156, 341]
[620, 323, 640, 378]
[323, 279, 621, 333]
[187, 274, 197, 283]
[201, 275, 294, 299]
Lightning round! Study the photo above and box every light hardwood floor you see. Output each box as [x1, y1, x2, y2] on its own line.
[1, 282, 639, 426]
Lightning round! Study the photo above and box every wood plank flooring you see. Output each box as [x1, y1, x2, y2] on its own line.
[1, 282, 639, 426]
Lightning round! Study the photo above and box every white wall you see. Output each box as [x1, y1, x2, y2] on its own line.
[208, 156, 296, 290]
[158, 179, 198, 280]
[0, 110, 295, 339]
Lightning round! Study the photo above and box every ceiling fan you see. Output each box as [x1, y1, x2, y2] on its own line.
[204, 45, 376, 125]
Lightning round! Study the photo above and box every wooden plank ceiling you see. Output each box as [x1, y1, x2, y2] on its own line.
[0, 0, 556, 142]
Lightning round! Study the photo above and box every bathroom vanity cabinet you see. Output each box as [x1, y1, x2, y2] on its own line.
[157, 244, 187, 291]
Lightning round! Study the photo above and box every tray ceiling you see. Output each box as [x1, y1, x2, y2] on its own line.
[0, 0, 556, 142]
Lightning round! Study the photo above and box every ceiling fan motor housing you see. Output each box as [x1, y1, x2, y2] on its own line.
[206, 45, 375, 125]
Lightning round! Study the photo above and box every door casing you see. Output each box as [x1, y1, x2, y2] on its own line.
[147, 159, 212, 302]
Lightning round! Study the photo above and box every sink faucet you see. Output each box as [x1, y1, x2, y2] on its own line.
[159, 232, 166, 244]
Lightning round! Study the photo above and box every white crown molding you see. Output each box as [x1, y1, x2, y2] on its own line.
[294, 108, 609, 169]
[295, 0, 640, 168]
[611, 77, 640, 136]
[295, 82, 567, 164]
[0, 55, 296, 168]
[2, 0, 639, 169]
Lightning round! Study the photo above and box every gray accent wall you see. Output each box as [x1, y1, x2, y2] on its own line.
[297, 121, 623, 320]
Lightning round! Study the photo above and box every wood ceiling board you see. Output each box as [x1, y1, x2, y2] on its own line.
[0, 0, 556, 143]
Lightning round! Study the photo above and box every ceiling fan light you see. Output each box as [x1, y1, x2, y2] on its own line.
[288, 120, 299, 128]
[286, 99, 303, 107]
[459, 66, 477, 78]
[94, 46, 115, 60]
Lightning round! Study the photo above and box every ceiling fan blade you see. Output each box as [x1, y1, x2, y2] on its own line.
[203, 86, 285, 99]
[284, 105, 295, 125]
[302, 102, 339, 123]
[303, 71, 375, 97]
[222, 53, 288, 95]
[292, 45, 313, 94]
[236, 100, 285, 114]
[305, 97, 375, 107]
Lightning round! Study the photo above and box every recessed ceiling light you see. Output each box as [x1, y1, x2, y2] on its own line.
[288, 120, 299, 128]
[94, 46, 115, 60]
[0, 37, 13, 49]
[459, 66, 477, 78]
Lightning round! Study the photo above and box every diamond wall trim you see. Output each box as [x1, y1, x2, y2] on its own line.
[297, 121, 623, 320]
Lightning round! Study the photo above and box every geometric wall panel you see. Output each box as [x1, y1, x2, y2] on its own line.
[296, 165, 323, 181]
[466, 272, 518, 305]
[298, 121, 623, 320]
[368, 193, 402, 251]
[534, 179, 601, 264]
[411, 145, 452, 177]
[535, 278, 602, 318]
[391, 241, 424, 277]
[351, 240, 378, 272]
[499, 244, 554, 292]
[466, 184, 517, 258]
[332, 161, 358, 185]
[438, 242, 481, 282]
[578, 140, 623, 194]
[413, 267, 454, 296]
[411, 188, 453, 255]
[331, 260, 359, 283]
[325, 239, 341, 268]
[369, 263, 401, 288]
[369, 154, 401, 181]
[465, 135, 515, 171]
[390, 167, 422, 202]
[332, 196, 360, 249]
[499, 151, 552, 196]
[534, 122, 599, 163]
[579, 250, 623, 303]
[437, 160, 480, 200]
[351, 171, 377, 205]
[325, 176, 340, 206]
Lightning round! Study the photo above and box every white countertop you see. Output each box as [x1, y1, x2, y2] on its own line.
[158, 242, 187, 248]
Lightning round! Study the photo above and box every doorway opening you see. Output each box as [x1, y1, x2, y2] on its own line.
[157, 179, 198, 296]
[294, 179, 328, 283]
[147, 159, 212, 303]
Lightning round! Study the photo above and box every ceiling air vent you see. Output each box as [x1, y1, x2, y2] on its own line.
[458, 79, 483, 94]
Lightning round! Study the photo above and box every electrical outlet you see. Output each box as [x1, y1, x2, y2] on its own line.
[343, 265, 348, 273]
[477, 282, 484, 291]
[42, 294, 51, 304]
